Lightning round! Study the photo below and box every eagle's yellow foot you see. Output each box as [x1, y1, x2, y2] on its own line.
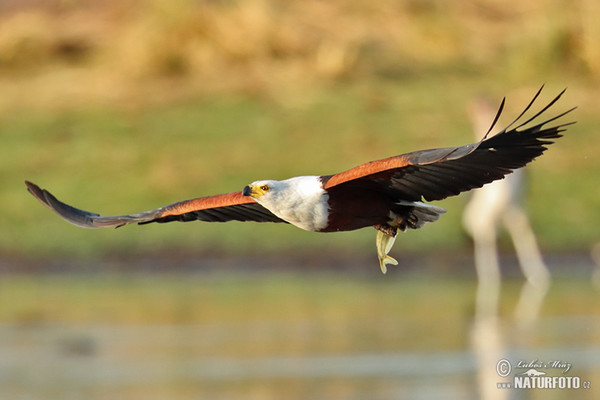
[376, 230, 398, 274]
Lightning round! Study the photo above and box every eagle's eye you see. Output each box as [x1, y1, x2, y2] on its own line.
[260, 185, 269, 192]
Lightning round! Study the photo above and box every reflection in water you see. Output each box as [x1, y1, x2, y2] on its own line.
[1, 316, 599, 399]
[0, 267, 598, 399]
[471, 316, 507, 400]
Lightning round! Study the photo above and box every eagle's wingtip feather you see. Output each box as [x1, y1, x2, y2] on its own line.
[25, 180, 106, 228]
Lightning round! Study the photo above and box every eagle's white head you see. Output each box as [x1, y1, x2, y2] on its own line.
[242, 179, 281, 200]
[242, 176, 329, 231]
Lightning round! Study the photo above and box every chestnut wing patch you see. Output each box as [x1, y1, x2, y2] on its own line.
[25, 181, 286, 228]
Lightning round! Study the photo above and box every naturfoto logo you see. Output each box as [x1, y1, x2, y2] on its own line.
[496, 358, 591, 390]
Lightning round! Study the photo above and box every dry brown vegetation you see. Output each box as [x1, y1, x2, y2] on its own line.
[0, 0, 598, 111]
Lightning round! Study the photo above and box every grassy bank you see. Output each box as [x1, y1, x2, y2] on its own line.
[3, 76, 599, 258]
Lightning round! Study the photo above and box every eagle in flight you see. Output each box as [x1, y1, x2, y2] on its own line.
[26, 87, 574, 273]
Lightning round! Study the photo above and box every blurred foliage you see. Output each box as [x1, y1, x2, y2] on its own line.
[0, 0, 599, 110]
[0, 0, 599, 258]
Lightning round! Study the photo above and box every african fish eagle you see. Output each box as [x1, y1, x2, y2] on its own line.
[25, 87, 575, 273]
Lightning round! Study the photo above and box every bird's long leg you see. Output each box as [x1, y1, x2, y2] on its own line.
[375, 229, 399, 274]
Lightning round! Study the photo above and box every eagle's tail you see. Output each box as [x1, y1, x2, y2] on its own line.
[397, 201, 447, 230]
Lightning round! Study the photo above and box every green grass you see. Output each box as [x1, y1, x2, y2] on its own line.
[2, 73, 599, 257]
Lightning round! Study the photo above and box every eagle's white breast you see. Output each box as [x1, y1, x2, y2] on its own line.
[253, 176, 330, 231]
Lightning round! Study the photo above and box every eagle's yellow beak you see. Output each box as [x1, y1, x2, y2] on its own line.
[242, 184, 269, 198]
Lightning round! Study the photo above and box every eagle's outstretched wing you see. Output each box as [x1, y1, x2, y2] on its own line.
[322, 87, 575, 202]
[25, 181, 286, 228]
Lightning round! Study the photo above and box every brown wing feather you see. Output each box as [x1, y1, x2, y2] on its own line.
[323, 87, 575, 202]
[25, 181, 286, 228]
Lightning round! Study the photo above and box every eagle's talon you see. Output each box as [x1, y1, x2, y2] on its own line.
[376, 230, 399, 274]
[378, 255, 398, 274]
